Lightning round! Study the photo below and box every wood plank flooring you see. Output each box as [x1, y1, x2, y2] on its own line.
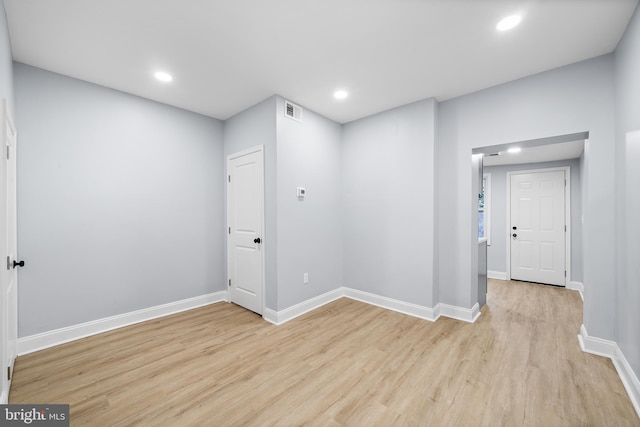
[9, 280, 640, 426]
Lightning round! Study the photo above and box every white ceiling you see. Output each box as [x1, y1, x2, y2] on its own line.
[3, 0, 638, 124]
[482, 139, 584, 167]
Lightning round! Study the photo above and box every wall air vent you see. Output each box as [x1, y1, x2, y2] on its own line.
[284, 100, 302, 123]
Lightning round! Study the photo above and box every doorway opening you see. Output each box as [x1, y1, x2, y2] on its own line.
[471, 132, 587, 297]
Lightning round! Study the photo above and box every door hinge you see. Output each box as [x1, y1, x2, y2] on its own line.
[565, 271, 567, 277]
[6, 256, 9, 270]
[228, 175, 231, 183]
[7, 366, 11, 381]
[6, 145, 9, 160]
[228, 227, 231, 234]
[565, 225, 567, 232]
[228, 279, 231, 287]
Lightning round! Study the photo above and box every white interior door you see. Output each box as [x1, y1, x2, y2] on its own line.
[227, 146, 264, 315]
[510, 170, 566, 286]
[1, 100, 18, 404]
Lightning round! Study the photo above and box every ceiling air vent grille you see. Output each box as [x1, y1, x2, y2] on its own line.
[284, 100, 302, 122]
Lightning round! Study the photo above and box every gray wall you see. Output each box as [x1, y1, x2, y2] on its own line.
[483, 159, 583, 282]
[0, 3, 12, 108]
[223, 96, 278, 310]
[8, 4, 638, 388]
[14, 63, 225, 337]
[614, 3, 640, 382]
[342, 99, 437, 307]
[275, 96, 343, 310]
[224, 96, 343, 311]
[438, 55, 616, 340]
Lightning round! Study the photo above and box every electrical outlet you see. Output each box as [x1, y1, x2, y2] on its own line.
[303, 273, 309, 284]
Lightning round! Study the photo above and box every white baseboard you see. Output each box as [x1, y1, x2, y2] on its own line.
[487, 270, 507, 280]
[436, 302, 481, 323]
[264, 287, 480, 326]
[577, 324, 616, 358]
[263, 288, 343, 325]
[567, 281, 584, 301]
[0, 390, 6, 405]
[343, 288, 438, 321]
[17, 291, 228, 355]
[613, 345, 640, 418]
[344, 288, 479, 323]
[578, 324, 640, 418]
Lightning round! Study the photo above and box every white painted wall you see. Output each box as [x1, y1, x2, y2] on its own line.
[438, 55, 616, 339]
[614, 3, 640, 381]
[484, 159, 583, 282]
[342, 99, 437, 307]
[14, 63, 226, 337]
[223, 96, 278, 309]
[275, 97, 343, 310]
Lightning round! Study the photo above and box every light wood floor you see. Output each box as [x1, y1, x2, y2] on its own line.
[10, 280, 640, 426]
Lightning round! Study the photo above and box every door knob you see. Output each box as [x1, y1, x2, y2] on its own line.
[254, 237, 261, 244]
[512, 226, 517, 230]
[12, 260, 24, 268]
[512, 233, 517, 239]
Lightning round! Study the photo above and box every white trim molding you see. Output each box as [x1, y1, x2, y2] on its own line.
[264, 287, 481, 326]
[578, 324, 640, 418]
[613, 346, 640, 418]
[17, 291, 228, 355]
[343, 288, 480, 323]
[343, 288, 438, 321]
[567, 281, 584, 301]
[487, 270, 507, 280]
[578, 324, 617, 358]
[263, 288, 343, 325]
[437, 302, 481, 323]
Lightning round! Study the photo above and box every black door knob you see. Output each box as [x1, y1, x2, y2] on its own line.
[12, 260, 24, 268]
[512, 233, 517, 238]
[254, 237, 261, 244]
[512, 226, 517, 230]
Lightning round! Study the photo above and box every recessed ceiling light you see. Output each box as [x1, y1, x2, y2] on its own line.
[508, 147, 522, 153]
[154, 71, 173, 82]
[334, 90, 348, 100]
[496, 15, 522, 32]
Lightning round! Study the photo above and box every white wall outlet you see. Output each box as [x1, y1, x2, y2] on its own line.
[303, 273, 309, 284]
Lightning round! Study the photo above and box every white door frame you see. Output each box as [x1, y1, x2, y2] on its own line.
[226, 145, 266, 315]
[506, 166, 571, 286]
